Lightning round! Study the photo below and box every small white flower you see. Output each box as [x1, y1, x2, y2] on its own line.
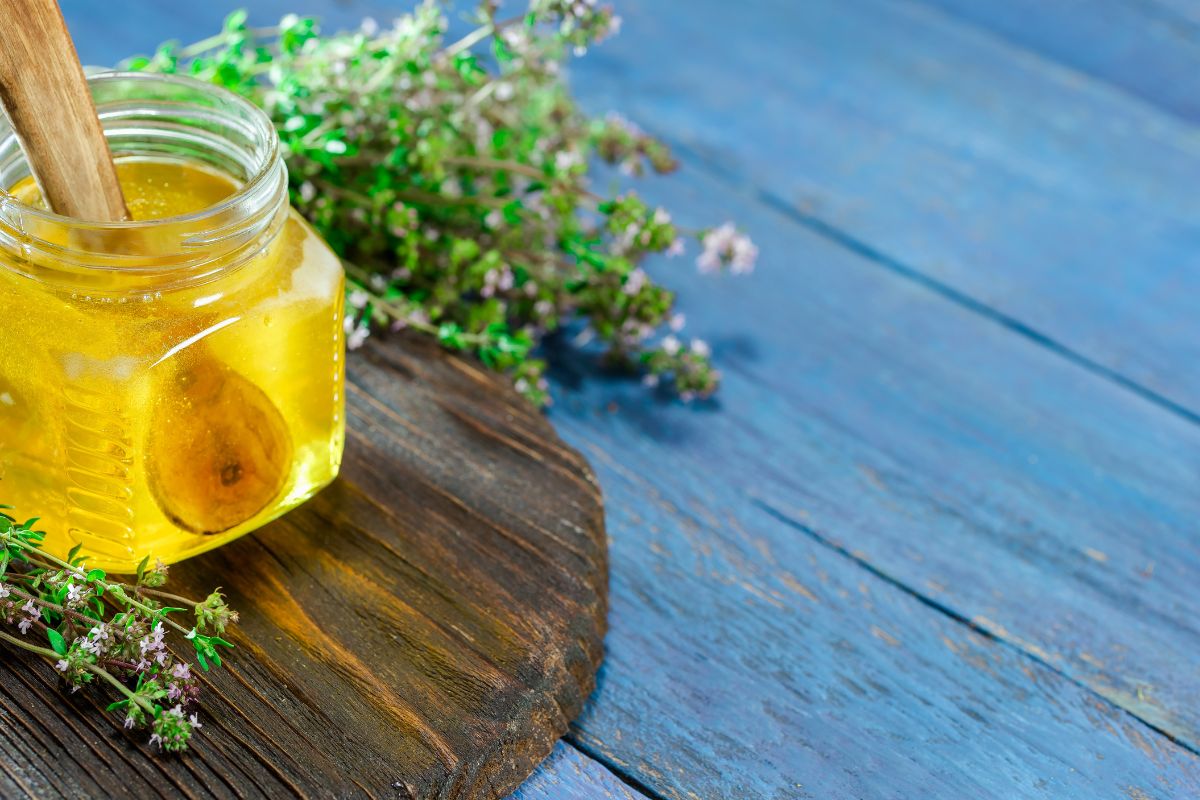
[697, 250, 721, 274]
[143, 622, 166, 653]
[669, 313, 686, 332]
[348, 289, 370, 310]
[697, 222, 757, 274]
[172, 662, 191, 680]
[124, 715, 135, 730]
[484, 209, 504, 229]
[606, 111, 643, 137]
[360, 16, 379, 36]
[691, 339, 712, 358]
[347, 325, 370, 350]
[666, 238, 685, 258]
[554, 149, 582, 172]
[493, 81, 514, 102]
[661, 335, 681, 356]
[0, 585, 9, 599]
[642, 373, 660, 388]
[623, 269, 647, 296]
[731, 236, 758, 274]
[189, 713, 202, 729]
[55, 659, 69, 672]
[653, 208, 671, 226]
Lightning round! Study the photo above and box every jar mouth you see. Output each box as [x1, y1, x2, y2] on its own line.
[0, 71, 288, 290]
[0, 70, 278, 230]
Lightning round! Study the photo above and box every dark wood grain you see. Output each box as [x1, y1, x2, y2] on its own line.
[0, 334, 608, 799]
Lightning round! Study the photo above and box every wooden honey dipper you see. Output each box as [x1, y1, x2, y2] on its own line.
[0, 0, 129, 221]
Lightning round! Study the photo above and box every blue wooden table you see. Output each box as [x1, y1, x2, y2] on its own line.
[64, 1, 1200, 797]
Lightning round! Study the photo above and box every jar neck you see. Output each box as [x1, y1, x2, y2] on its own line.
[0, 72, 288, 295]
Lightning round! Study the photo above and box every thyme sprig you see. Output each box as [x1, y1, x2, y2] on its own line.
[0, 506, 236, 752]
[127, 2, 757, 405]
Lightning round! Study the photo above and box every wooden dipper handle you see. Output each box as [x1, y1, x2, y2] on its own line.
[0, 0, 128, 221]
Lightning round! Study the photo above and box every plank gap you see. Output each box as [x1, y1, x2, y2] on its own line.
[563, 735, 667, 800]
[661, 132, 1200, 432]
[751, 497, 1200, 760]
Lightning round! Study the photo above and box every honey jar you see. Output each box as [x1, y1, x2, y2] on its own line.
[0, 73, 345, 571]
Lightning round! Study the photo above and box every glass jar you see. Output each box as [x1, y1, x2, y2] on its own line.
[0, 72, 345, 572]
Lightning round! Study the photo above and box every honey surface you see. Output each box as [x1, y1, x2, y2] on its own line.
[8, 158, 241, 219]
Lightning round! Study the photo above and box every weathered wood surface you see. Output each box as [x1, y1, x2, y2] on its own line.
[60, 1, 1200, 798]
[0, 335, 608, 799]
[568, 0, 1200, 776]
[508, 743, 643, 800]
[920, 0, 1200, 125]
[550, 165, 1200, 799]
[572, 0, 1200, 421]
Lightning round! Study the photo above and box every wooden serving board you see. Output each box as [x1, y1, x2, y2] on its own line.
[0, 335, 608, 799]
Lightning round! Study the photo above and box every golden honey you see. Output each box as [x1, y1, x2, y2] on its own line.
[0, 77, 345, 572]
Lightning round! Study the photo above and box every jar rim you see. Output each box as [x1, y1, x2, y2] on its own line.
[0, 70, 280, 230]
[0, 70, 290, 292]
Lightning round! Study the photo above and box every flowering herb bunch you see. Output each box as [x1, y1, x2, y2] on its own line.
[127, 1, 756, 405]
[0, 507, 236, 752]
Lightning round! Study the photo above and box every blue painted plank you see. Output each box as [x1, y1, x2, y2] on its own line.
[568, 0, 1200, 422]
[56, 2, 1200, 798]
[542, 160, 1200, 798]
[919, 0, 1200, 124]
[507, 743, 645, 800]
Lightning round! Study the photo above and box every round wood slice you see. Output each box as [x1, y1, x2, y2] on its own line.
[0, 335, 608, 800]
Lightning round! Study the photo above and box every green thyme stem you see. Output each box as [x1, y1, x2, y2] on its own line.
[341, 261, 490, 345]
[443, 15, 523, 58]
[0, 628, 58, 659]
[4, 586, 96, 627]
[0, 627, 149, 716]
[82, 661, 157, 716]
[178, 26, 280, 57]
[139, 588, 201, 607]
[319, 182, 510, 210]
[443, 155, 546, 181]
[0, 532, 195, 638]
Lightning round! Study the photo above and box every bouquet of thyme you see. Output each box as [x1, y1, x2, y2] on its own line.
[0, 508, 235, 751]
[127, 1, 756, 405]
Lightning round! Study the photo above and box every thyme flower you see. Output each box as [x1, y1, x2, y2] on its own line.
[0, 506, 235, 753]
[127, 2, 756, 404]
